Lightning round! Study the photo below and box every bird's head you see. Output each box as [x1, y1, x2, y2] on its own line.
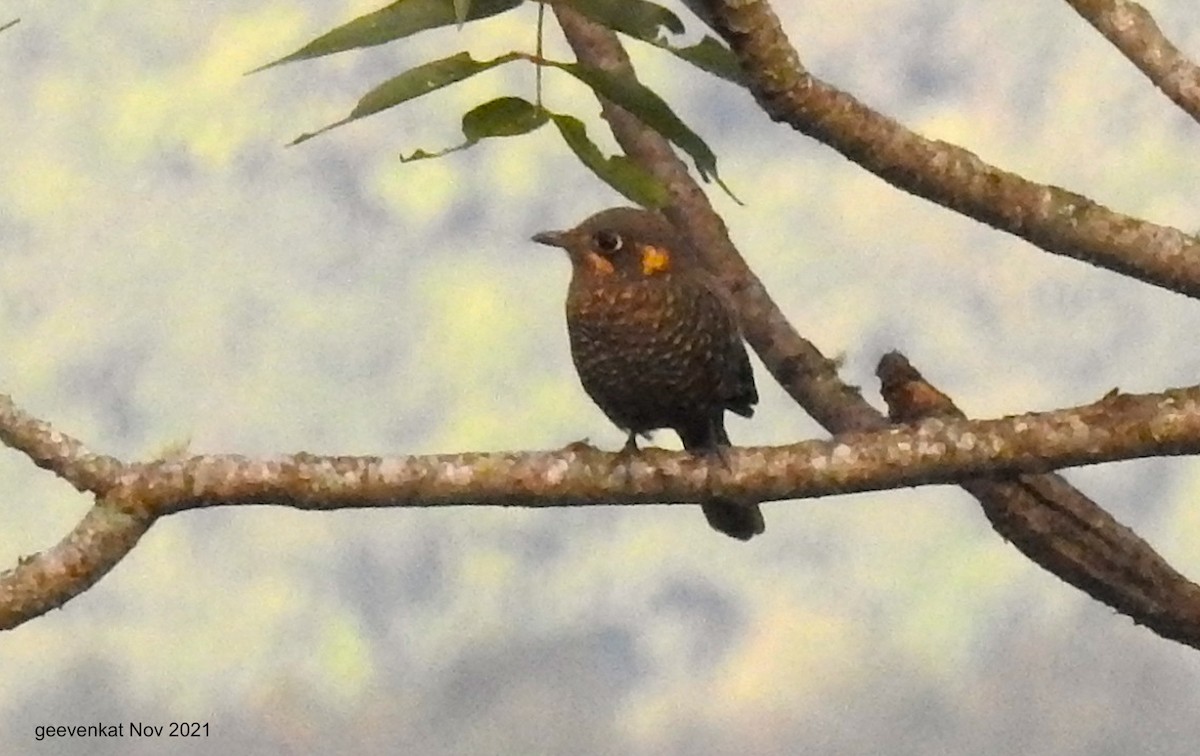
[532, 207, 681, 282]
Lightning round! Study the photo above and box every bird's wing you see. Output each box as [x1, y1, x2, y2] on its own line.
[696, 275, 758, 417]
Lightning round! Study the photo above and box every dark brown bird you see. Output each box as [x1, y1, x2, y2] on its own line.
[533, 207, 764, 540]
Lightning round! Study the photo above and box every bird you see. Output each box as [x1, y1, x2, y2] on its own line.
[532, 207, 765, 540]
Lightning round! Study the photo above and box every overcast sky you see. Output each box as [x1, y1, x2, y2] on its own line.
[3, 1, 1200, 753]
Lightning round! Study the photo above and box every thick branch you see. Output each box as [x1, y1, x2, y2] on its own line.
[6, 383, 1200, 630]
[553, 3, 878, 432]
[7, 4, 1199, 646]
[1064, 0, 1200, 125]
[552, 5, 1200, 649]
[118, 383, 1200, 509]
[879, 352, 1200, 650]
[704, 0, 1200, 299]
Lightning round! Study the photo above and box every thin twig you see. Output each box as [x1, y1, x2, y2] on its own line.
[535, 1, 545, 106]
[0, 502, 153, 631]
[705, 0, 1200, 300]
[1064, 0, 1200, 126]
[0, 394, 126, 494]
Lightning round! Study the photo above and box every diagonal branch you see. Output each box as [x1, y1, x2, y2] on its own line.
[7, 383, 1200, 630]
[549, 4, 1200, 650]
[0, 395, 126, 494]
[1064, 0, 1200, 126]
[878, 352, 1200, 650]
[0, 502, 153, 630]
[553, 4, 879, 433]
[703, 0, 1200, 300]
[6, 3, 1199, 647]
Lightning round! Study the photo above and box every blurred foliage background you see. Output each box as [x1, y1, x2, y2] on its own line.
[2, 1, 1200, 753]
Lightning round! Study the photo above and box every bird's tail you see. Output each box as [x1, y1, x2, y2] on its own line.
[701, 498, 765, 541]
[679, 415, 765, 541]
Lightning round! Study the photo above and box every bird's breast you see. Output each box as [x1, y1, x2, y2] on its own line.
[564, 276, 731, 430]
[566, 277, 704, 353]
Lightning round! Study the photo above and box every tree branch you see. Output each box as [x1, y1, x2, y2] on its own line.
[0, 395, 125, 495]
[553, 3, 879, 433]
[550, 4, 1200, 650]
[6, 2, 1198, 649]
[75, 383, 1200, 511]
[0, 502, 153, 630]
[7, 383, 1200, 630]
[878, 352, 1200, 650]
[1064, 0, 1200, 126]
[703, 0, 1200, 300]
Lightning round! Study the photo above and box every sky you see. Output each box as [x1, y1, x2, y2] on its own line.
[3, 0, 1200, 753]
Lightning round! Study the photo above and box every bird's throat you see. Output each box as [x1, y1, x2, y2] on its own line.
[584, 251, 615, 276]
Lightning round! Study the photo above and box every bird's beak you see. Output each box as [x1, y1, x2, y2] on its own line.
[532, 230, 568, 248]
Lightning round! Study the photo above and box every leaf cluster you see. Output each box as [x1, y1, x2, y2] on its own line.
[257, 0, 744, 205]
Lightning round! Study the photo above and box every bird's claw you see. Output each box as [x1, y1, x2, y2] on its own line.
[700, 443, 733, 471]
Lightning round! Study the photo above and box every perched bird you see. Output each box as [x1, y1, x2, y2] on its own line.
[532, 207, 764, 540]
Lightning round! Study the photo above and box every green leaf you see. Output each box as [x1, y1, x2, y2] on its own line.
[549, 113, 668, 208]
[550, 61, 740, 200]
[558, 0, 683, 41]
[400, 148, 439, 162]
[548, 61, 735, 199]
[400, 145, 470, 162]
[401, 96, 550, 160]
[677, 0, 721, 36]
[560, 0, 743, 86]
[461, 96, 549, 141]
[252, 0, 523, 72]
[661, 37, 744, 86]
[453, 0, 472, 28]
[348, 52, 520, 120]
[290, 51, 520, 145]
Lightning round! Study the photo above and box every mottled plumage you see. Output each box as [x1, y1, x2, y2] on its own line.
[533, 207, 764, 540]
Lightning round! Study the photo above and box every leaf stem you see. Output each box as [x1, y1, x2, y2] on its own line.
[535, 2, 545, 106]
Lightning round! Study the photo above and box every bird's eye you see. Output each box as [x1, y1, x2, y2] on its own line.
[594, 229, 623, 253]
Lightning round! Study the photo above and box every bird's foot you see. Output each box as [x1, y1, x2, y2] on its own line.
[698, 443, 732, 470]
[613, 432, 654, 483]
[617, 432, 641, 460]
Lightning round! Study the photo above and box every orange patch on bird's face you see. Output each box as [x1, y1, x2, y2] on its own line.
[640, 245, 671, 276]
[585, 251, 615, 275]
